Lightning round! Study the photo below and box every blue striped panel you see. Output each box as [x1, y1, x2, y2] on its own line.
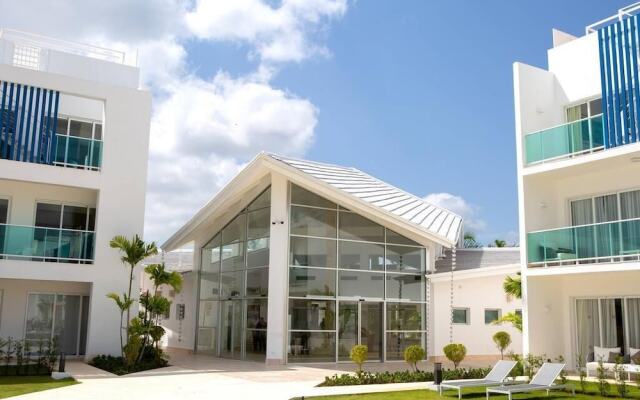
[0, 81, 59, 165]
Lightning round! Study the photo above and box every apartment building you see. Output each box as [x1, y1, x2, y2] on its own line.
[514, 5, 640, 370]
[0, 29, 151, 358]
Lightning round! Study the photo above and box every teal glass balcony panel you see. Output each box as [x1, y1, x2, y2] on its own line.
[527, 218, 640, 265]
[0, 224, 94, 262]
[525, 115, 604, 165]
[54, 135, 102, 170]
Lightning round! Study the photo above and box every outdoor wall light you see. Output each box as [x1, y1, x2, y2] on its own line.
[271, 220, 285, 225]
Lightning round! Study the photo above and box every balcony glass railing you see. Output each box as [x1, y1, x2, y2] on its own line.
[527, 218, 640, 267]
[0, 223, 94, 263]
[54, 134, 102, 170]
[524, 114, 605, 165]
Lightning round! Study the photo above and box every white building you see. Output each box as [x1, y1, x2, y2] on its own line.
[0, 30, 151, 358]
[514, 5, 640, 370]
[431, 248, 522, 364]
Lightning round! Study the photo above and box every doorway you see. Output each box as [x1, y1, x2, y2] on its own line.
[220, 300, 242, 359]
[338, 301, 383, 361]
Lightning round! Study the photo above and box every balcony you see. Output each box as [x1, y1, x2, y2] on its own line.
[0, 223, 94, 263]
[527, 218, 640, 268]
[54, 135, 102, 170]
[524, 114, 604, 165]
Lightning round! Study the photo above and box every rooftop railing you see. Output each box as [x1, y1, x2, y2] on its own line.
[524, 114, 605, 166]
[54, 134, 102, 170]
[527, 217, 640, 268]
[0, 223, 94, 263]
[586, 2, 640, 33]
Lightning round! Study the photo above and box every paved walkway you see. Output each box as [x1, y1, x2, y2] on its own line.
[11, 349, 443, 400]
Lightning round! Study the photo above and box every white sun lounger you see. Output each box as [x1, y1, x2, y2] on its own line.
[486, 362, 574, 400]
[438, 360, 517, 399]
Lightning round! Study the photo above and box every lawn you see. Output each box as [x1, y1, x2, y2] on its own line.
[0, 376, 78, 399]
[300, 380, 640, 399]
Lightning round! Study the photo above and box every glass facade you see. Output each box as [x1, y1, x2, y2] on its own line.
[197, 187, 270, 360]
[287, 184, 427, 362]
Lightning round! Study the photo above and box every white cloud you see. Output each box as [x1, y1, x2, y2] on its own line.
[424, 193, 487, 233]
[0, 0, 347, 243]
[186, 0, 347, 63]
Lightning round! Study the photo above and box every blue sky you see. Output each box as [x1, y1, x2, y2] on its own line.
[1, 0, 632, 244]
[180, 0, 632, 245]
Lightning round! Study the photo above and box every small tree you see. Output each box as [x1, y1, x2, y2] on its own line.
[577, 354, 587, 393]
[614, 355, 628, 398]
[492, 331, 511, 360]
[350, 345, 367, 373]
[443, 343, 467, 369]
[524, 353, 544, 379]
[106, 292, 133, 359]
[596, 358, 610, 397]
[404, 345, 425, 372]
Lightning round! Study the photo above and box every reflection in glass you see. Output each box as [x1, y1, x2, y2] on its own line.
[248, 208, 270, 239]
[338, 212, 384, 242]
[220, 301, 242, 359]
[386, 274, 424, 301]
[386, 332, 423, 360]
[289, 299, 335, 330]
[386, 303, 423, 330]
[25, 294, 55, 345]
[220, 271, 244, 298]
[290, 206, 336, 238]
[55, 295, 81, 354]
[198, 301, 219, 353]
[291, 184, 336, 209]
[222, 214, 246, 245]
[246, 267, 269, 297]
[385, 245, 425, 273]
[200, 272, 220, 299]
[248, 187, 271, 210]
[338, 241, 384, 271]
[290, 236, 336, 268]
[338, 302, 358, 361]
[221, 242, 244, 271]
[247, 239, 269, 268]
[338, 270, 384, 298]
[386, 229, 421, 246]
[288, 332, 336, 362]
[289, 267, 336, 297]
[246, 299, 268, 361]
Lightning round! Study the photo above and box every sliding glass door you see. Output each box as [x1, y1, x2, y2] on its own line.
[25, 293, 89, 356]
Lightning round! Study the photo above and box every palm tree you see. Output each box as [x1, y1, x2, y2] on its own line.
[493, 239, 507, 247]
[463, 232, 481, 248]
[110, 235, 158, 332]
[503, 272, 522, 299]
[144, 263, 183, 294]
[106, 292, 133, 358]
[493, 312, 523, 332]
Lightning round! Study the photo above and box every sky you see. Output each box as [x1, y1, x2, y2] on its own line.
[0, 0, 633, 246]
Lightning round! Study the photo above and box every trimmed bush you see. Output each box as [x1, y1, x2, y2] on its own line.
[350, 345, 368, 372]
[443, 343, 467, 368]
[319, 367, 490, 387]
[403, 345, 425, 372]
[492, 331, 511, 359]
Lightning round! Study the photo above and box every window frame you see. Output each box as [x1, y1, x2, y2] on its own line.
[484, 308, 502, 325]
[452, 307, 470, 325]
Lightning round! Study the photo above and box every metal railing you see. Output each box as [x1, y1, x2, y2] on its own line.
[586, 2, 640, 34]
[527, 217, 640, 267]
[0, 223, 94, 263]
[54, 134, 102, 170]
[524, 114, 605, 165]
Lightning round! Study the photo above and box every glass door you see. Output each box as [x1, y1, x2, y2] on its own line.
[220, 300, 243, 359]
[337, 301, 383, 362]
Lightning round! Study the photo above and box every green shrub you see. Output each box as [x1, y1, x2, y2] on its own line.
[350, 345, 368, 372]
[443, 343, 467, 368]
[524, 353, 544, 379]
[90, 348, 168, 376]
[596, 359, 610, 397]
[613, 356, 628, 398]
[492, 331, 511, 360]
[319, 367, 490, 387]
[403, 345, 425, 372]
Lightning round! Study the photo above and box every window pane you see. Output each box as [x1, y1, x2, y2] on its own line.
[200, 272, 220, 299]
[338, 241, 384, 271]
[246, 267, 268, 297]
[484, 309, 500, 324]
[338, 212, 384, 242]
[288, 332, 336, 362]
[198, 301, 218, 352]
[386, 303, 422, 330]
[290, 206, 336, 238]
[594, 194, 618, 223]
[25, 293, 55, 344]
[386, 245, 425, 273]
[338, 270, 384, 298]
[62, 205, 88, 230]
[55, 294, 81, 355]
[221, 242, 244, 271]
[590, 98, 602, 116]
[69, 120, 93, 139]
[246, 299, 268, 329]
[0, 199, 8, 223]
[56, 117, 68, 135]
[248, 208, 270, 240]
[291, 184, 336, 209]
[87, 208, 96, 231]
[289, 299, 335, 330]
[202, 247, 221, 273]
[248, 187, 270, 210]
[247, 238, 269, 268]
[290, 236, 336, 268]
[93, 124, 102, 140]
[289, 267, 336, 297]
[452, 308, 469, 324]
[220, 271, 244, 298]
[386, 274, 424, 301]
[222, 214, 246, 244]
[620, 190, 640, 219]
[35, 203, 61, 228]
[386, 229, 421, 246]
[246, 299, 268, 361]
[386, 332, 422, 361]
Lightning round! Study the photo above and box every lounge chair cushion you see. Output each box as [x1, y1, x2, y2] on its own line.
[594, 346, 620, 362]
[607, 351, 620, 363]
[586, 361, 616, 371]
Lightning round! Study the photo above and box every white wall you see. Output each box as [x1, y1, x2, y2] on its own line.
[0, 61, 151, 358]
[431, 266, 523, 360]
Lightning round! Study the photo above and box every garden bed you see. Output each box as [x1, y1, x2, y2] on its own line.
[89, 354, 168, 376]
[319, 367, 491, 387]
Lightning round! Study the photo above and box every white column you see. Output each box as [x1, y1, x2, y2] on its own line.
[266, 172, 289, 364]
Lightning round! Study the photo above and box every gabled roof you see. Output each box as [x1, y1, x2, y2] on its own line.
[162, 152, 462, 250]
[267, 154, 462, 244]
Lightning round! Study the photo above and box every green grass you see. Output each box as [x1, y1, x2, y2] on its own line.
[0, 376, 78, 399]
[299, 380, 640, 400]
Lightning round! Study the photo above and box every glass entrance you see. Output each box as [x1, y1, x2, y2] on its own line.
[220, 300, 242, 359]
[338, 301, 383, 362]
